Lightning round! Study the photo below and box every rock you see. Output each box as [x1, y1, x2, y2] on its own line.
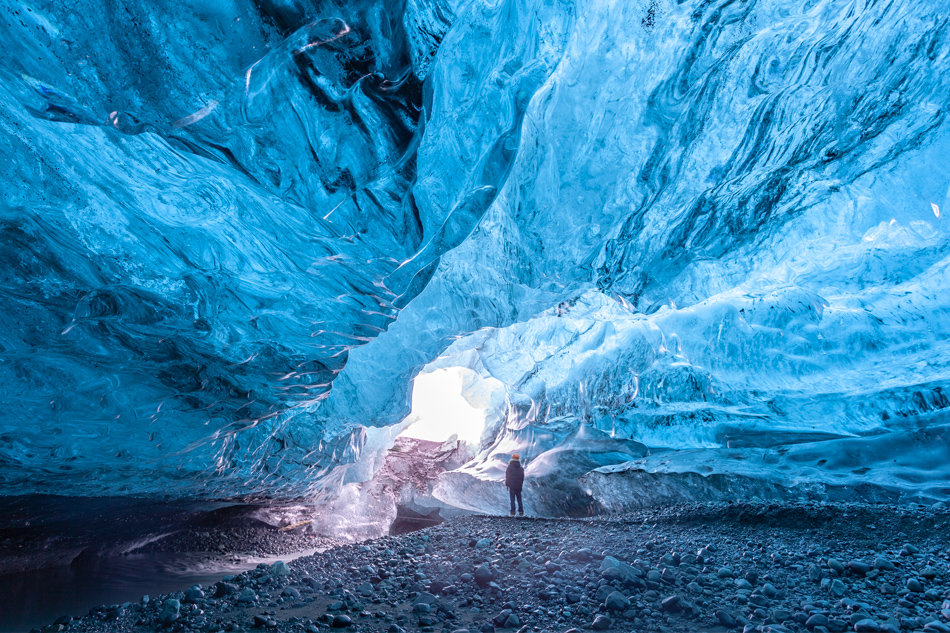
[237, 588, 257, 604]
[253, 615, 277, 628]
[718, 567, 735, 579]
[661, 596, 682, 612]
[270, 561, 291, 576]
[413, 603, 431, 614]
[773, 608, 792, 622]
[829, 619, 849, 632]
[503, 614, 520, 628]
[749, 593, 770, 607]
[184, 585, 204, 603]
[216, 582, 239, 598]
[806, 614, 829, 630]
[474, 565, 494, 587]
[924, 623, 950, 633]
[902, 544, 919, 556]
[828, 559, 846, 574]
[414, 592, 440, 605]
[922, 566, 938, 580]
[873, 558, 895, 571]
[907, 578, 924, 593]
[388, 626, 406, 633]
[853, 619, 879, 632]
[604, 591, 630, 612]
[591, 615, 612, 630]
[158, 599, 180, 626]
[830, 579, 846, 597]
[848, 561, 872, 576]
[595, 585, 614, 602]
[282, 587, 301, 600]
[716, 610, 737, 628]
[475, 538, 491, 550]
[332, 614, 353, 628]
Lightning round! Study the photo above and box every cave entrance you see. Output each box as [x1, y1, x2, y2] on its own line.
[398, 367, 487, 445]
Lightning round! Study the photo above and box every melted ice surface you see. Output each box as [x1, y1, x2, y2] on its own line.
[1, 0, 949, 503]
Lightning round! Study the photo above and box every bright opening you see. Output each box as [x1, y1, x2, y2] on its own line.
[398, 368, 486, 444]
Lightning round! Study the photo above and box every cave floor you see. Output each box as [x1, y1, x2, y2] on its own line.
[36, 501, 950, 633]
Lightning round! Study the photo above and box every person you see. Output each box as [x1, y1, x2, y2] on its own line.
[505, 453, 525, 516]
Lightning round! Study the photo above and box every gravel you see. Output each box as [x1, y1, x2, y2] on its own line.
[41, 500, 950, 633]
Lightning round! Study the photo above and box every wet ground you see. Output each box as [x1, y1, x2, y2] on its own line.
[0, 496, 337, 633]
[34, 500, 950, 633]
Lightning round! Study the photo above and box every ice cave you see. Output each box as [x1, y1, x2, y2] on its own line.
[1, 0, 950, 630]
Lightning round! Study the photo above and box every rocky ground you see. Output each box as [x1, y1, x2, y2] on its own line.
[35, 501, 950, 633]
[133, 527, 337, 559]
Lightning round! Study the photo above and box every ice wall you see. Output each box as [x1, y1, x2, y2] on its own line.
[1, 0, 949, 503]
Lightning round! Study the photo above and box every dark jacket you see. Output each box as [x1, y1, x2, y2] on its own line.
[505, 459, 525, 492]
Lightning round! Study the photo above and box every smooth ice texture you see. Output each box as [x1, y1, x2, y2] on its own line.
[1, 0, 949, 505]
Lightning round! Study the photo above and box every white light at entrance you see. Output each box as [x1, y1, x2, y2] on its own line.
[399, 368, 486, 444]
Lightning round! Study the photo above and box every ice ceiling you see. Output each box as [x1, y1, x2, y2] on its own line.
[1, 0, 949, 505]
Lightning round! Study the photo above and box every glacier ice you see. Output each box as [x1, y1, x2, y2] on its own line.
[0, 0, 949, 510]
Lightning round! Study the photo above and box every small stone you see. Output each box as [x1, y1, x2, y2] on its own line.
[158, 599, 180, 626]
[474, 565, 494, 587]
[604, 591, 630, 612]
[184, 585, 204, 603]
[848, 561, 872, 576]
[661, 596, 682, 612]
[282, 587, 301, 600]
[921, 566, 938, 580]
[716, 610, 737, 628]
[237, 588, 257, 603]
[270, 561, 291, 576]
[906, 578, 924, 593]
[873, 558, 895, 571]
[718, 567, 735, 579]
[806, 614, 829, 630]
[828, 559, 846, 574]
[830, 579, 846, 597]
[591, 614, 612, 630]
[924, 623, 950, 633]
[332, 614, 353, 628]
[853, 619, 879, 632]
[475, 538, 491, 550]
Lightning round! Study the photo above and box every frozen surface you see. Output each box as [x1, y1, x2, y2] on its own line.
[1, 0, 949, 504]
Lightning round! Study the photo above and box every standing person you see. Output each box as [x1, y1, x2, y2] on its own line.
[505, 453, 525, 516]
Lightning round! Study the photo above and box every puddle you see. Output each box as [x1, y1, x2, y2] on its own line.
[0, 547, 321, 633]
